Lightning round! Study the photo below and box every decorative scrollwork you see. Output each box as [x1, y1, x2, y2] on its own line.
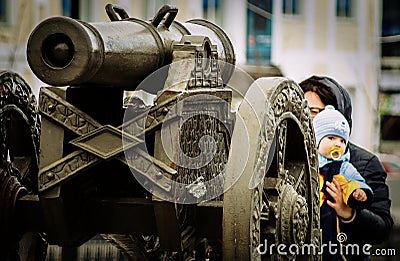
[0, 71, 41, 192]
[293, 194, 309, 245]
[278, 184, 309, 246]
[250, 185, 262, 259]
[38, 150, 98, 191]
[175, 113, 229, 202]
[188, 47, 222, 89]
[222, 78, 320, 260]
[267, 80, 320, 252]
[0, 161, 28, 257]
[39, 88, 100, 135]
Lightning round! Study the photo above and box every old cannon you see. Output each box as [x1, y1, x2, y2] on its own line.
[0, 4, 320, 260]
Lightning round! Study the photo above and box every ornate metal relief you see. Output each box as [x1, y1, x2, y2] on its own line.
[39, 88, 100, 135]
[269, 80, 320, 254]
[38, 88, 177, 192]
[249, 79, 320, 260]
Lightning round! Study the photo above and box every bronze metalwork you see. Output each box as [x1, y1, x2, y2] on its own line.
[0, 4, 321, 260]
[222, 78, 320, 260]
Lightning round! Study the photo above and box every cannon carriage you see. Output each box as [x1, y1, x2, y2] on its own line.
[0, 4, 320, 260]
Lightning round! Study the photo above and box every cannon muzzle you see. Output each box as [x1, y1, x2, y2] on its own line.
[27, 5, 235, 90]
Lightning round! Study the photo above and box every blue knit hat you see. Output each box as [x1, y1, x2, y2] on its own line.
[313, 105, 350, 147]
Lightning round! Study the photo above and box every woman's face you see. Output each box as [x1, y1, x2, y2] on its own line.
[304, 91, 325, 119]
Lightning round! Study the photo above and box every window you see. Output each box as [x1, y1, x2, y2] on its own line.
[381, 0, 400, 57]
[62, 0, 79, 19]
[0, 0, 10, 24]
[336, 0, 353, 18]
[0, 0, 5, 22]
[282, 0, 301, 15]
[62, 0, 94, 21]
[381, 115, 400, 140]
[202, 0, 220, 22]
[380, 93, 400, 140]
[247, 0, 273, 64]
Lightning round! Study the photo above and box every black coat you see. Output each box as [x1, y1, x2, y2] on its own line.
[341, 143, 393, 244]
[303, 76, 393, 260]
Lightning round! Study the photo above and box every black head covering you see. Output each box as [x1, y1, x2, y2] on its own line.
[300, 75, 353, 131]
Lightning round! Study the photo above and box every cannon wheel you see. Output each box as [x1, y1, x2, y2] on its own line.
[223, 78, 320, 260]
[0, 70, 40, 192]
[0, 71, 45, 260]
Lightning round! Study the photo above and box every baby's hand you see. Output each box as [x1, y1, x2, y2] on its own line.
[352, 188, 367, 202]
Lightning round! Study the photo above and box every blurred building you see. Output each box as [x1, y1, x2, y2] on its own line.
[379, 0, 400, 157]
[0, 0, 381, 150]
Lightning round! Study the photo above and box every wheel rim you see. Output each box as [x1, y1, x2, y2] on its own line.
[223, 78, 320, 260]
[0, 71, 41, 258]
[0, 71, 40, 192]
[259, 80, 320, 260]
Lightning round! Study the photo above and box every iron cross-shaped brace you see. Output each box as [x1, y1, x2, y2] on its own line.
[38, 87, 177, 193]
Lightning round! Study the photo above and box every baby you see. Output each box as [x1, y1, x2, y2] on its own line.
[313, 105, 373, 254]
[313, 105, 373, 208]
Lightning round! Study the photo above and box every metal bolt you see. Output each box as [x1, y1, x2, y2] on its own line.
[155, 172, 163, 179]
[48, 104, 56, 112]
[46, 172, 55, 180]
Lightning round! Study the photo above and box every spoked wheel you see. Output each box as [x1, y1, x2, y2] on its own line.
[223, 78, 320, 260]
[0, 71, 44, 260]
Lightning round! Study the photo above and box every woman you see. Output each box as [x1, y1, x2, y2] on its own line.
[300, 75, 393, 260]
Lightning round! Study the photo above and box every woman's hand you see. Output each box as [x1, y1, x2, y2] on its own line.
[326, 178, 353, 220]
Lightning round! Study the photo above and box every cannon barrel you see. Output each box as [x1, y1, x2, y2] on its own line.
[27, 5, 235, 90]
